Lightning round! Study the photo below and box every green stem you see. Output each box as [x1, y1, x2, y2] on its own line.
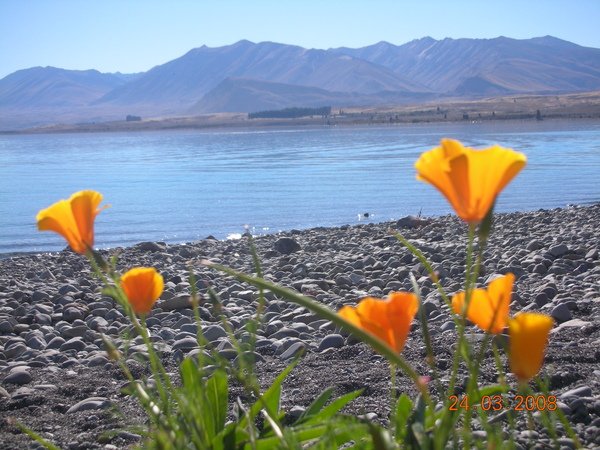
[448, 223, 476, 399]
[462, 226, 489, 449]
[535, 379, 583, 449]
[390, 362, 397, 433]
[393, 231, 456, 323]
[410, 274, 444, 399]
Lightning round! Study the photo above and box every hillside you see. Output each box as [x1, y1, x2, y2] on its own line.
[96, 40, 422, 109]
[2, 36, 600, 129]
[0, 67, 128, 108]
[189, 78, 433, 113]
[330, 36, 600, 94]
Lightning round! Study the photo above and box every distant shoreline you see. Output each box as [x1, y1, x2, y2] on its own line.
[4, 202, 598, 260]
[3, 90, 600, 135]
[3, 112, 599, 136]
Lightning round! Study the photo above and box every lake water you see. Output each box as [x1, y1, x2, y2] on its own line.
[1, 120, 599, 254]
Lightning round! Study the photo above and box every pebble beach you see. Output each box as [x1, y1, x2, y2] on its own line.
[1, 204, 599, 449]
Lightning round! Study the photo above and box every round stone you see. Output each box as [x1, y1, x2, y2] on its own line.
[279, 342, 306, 360]
[317, 334, 344, 351]
[551, 304, 572, 323]
[66, 397, 111, 414]
[59, 338, 86, 352]
[203, 325, 227, 342]
[3, 368, 32, 385]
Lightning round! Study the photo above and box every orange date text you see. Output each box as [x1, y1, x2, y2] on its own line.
[448, 394, 557, 411]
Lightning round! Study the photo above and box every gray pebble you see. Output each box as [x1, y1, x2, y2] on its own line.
[548, 244, 569, 258]
[0, 386, 10, 398]
[87, 317, 108, 331]
[274, 237, 301, 254]
[421, 300, 439, 318]
[63, 307, 84, 322]
[180, 323, 198, 334]
[34, 313, 52, 325]
[86, 355, 109, 367]
[319, 321, 337, 333]
[134, 241, 165, 252]
[67, 396, 111, 414]
[60, 337, 87, 352]
[287, 405, 306, 419]
[203, 325, 227, 342]
[159, 295, 192, 312]
[551, 304, 572, 323]
[172, 336, 198, 351]
[279, 342, 306, 360]
[4, 342, 27, 359]
[46, 336, 66, 349]
[217, 349, 238, 360]
[440, 321, 455, 332]
[318, 334, 344, 351]
[2, 368, 32, 385]
[560, 386, 592, 399]
[270, 328, 300, 339]
[534, 292, 549, 307]
[0, 320, 15, 333]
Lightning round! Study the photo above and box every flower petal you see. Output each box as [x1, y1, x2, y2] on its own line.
[415, 139, 526, 223]
[451, 273, 513, 334]
[509, 313, 554, 382]
[36, 190, 105, 254]
[386, 292, 419, 353]
[70, 191, 104, 252]
[338, 292, 418, 353]
[37, 200, 85, 253]
[121, 267, 164, 315]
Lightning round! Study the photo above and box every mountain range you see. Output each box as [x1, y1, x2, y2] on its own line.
[2, 35, 600, 129]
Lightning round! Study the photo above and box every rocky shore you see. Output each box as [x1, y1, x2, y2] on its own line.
[1, 205, 599, 449]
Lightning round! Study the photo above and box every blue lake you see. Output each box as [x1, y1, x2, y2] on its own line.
[1, 120, 599, 254]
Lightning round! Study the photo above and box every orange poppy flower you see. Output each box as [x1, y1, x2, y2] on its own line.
[120, 267, 164, 315]
[415, 139, 526, 223]
[338, 292, 418, 353]
[37, 190, 106, 254]
[508, 313, 554, 382]
[452, 273, 514, 334]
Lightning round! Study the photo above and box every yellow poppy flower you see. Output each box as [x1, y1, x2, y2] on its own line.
[415, 139, 526, 223]
[452, 273, 514, 334]
[338, 292, 418, 353]
[508, 313, 554, 382]
[120, 267, 164, 315]
[37, 190, 106, 254]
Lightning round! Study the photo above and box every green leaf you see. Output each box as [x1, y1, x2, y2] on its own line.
[297, 387, 334, 423]
[368, 422, 395, 450]
[12, 420, 62, 450]
[406, 394, 431, 448]
[409, 422, 428, 448]
[301, 390, 363, 425]
[205, 369, 228, 436]
[475, 384, 509, 401]
[240, 358, 299, 431]
[250, 417, 371, 450]
[394, 394, 413, 441]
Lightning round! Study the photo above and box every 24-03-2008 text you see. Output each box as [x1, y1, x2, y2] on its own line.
[448, 394, 558, 411]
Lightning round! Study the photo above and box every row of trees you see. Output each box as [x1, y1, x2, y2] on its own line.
[248, 106, 331, 119]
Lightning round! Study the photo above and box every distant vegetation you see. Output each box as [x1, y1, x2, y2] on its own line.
[248, 106, 331, 119]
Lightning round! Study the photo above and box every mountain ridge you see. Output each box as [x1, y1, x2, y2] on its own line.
[2, 35, 600, 129]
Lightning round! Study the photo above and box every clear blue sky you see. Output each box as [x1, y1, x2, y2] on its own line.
[1, 0, 599, 79]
